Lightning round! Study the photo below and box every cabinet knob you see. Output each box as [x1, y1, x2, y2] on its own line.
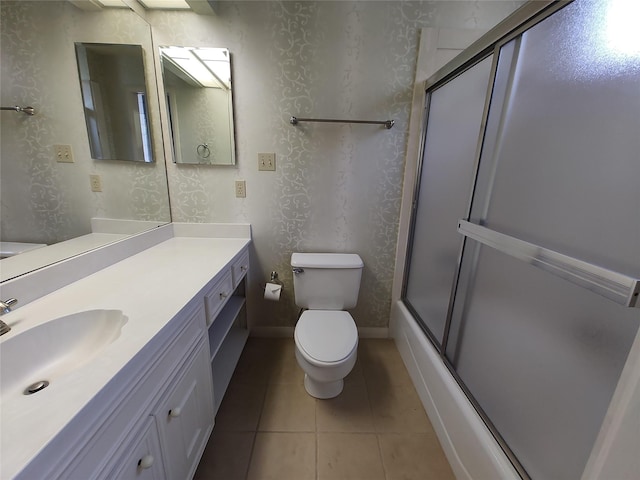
[219, 292, 228, 299]
[138, 454, 154, 469]
[168, 407, 182, 418]
[240, 265, 248, 272]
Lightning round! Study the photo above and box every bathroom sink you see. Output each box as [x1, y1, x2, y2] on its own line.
[0, 309, 128, 398]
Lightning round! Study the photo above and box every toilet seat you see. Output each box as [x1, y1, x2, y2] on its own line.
[295, 310, 358, 366]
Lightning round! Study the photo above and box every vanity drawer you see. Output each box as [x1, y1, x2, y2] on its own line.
[231, 249, 250, 288]
[204, 269, 233, 326]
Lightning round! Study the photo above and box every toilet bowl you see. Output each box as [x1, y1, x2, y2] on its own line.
[291, 252, 363, 399]
[294, 310, 358, 398]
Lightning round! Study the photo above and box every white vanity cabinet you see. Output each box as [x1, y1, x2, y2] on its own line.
[107, 419, 165, 480]
[54, 302, 213, 480]
[104, 317, 214, 480]
[5, 229, 252, 480]
[153, 339, 213, 480]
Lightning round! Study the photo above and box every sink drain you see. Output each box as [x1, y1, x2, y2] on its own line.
[24, 380, 50, 395]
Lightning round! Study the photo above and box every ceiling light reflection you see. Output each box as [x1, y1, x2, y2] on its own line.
[605, 0, 640, 56]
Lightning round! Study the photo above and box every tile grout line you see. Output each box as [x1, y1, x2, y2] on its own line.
[375, 432, 390, 480]
[242, 353, 270, 480]
[362, 350, 390, 480]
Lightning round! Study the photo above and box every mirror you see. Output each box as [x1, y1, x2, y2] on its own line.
[0, 1, 171, 283]
[160, 46, 236, 165]
[75, 43, 154, 162]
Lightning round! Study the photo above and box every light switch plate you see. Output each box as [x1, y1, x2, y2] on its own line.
[258, 153, 276, 171]
[54, 144, 74, 163]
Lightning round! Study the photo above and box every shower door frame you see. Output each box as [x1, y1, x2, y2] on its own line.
[397, 1, 620, 478]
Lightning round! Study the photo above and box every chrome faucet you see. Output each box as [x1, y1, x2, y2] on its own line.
[0, 298, 17, 335]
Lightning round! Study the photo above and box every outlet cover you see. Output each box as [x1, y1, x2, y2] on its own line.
[235, 180, 246, 198]
[54, 144, 74, 163]
[258, 152, 276, 171]
[89, 174, 102, 192]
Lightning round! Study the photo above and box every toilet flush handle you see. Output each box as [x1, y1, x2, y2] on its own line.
[292, 267, 304, 275]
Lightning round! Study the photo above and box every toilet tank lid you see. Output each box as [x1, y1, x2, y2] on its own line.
[291, 253, 363, 269]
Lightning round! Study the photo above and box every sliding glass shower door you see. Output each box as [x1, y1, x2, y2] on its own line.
[403, 1, 640, 478]
[403, 55, 493, 348]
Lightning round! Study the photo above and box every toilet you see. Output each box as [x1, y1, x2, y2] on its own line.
[291, 252, 363, 399]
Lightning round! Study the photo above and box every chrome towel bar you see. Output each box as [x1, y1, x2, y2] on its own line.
[457, 220, 639, 308]
[1, 105, 36, 115]
[290, 116, 394, 129]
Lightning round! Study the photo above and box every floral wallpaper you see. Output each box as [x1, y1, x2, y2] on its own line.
[0, 1, 171, 247]
[1, 1, 520, 329]
[149, 1, 522, 330]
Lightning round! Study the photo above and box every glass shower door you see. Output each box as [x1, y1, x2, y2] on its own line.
[403, 56, 493, 348]
[445, 1, 640, 478]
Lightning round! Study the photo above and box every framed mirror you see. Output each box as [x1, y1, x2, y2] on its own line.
[160, 46, 236, 165]
[75, 43, 154, 162]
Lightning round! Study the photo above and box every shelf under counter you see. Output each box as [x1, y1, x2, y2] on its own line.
[211, 317, 249, 414]
[208, 295, 246, 361]
[206, 271, 250, 416]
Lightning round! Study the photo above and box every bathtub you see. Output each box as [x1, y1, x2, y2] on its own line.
[390, 300, 519, 480]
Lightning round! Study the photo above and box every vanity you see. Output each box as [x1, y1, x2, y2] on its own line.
[0, 223, 251, 479]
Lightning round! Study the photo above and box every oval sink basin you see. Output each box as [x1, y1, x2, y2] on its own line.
[0, 310, 128, 398]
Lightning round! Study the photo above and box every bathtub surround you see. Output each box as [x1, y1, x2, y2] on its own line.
[393, 1, 640, 478]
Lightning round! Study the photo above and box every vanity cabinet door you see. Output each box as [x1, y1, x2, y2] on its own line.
[108, 418, 165, 480]
[154, 340, 214, 480]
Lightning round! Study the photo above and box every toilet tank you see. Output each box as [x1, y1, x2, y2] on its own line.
[291, 253, 364, 310]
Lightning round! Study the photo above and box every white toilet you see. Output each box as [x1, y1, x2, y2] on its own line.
[291, 252, 363, 399]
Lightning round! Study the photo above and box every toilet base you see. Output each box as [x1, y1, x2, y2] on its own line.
[304, 374, 344, 399]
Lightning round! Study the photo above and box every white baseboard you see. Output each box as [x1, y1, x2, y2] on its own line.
[358, 327, 389, 338]
[249, 326, 293, 337]
[249, 326, 388, 339]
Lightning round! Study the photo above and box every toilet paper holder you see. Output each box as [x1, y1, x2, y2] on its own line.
[263, 271, 284, 302]
[260, 271, 284, 289]
[270, 271, 283, 286]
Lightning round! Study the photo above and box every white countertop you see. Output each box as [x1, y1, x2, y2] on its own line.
[0, 233, 250, 479]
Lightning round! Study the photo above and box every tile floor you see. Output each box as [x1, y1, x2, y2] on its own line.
[194, 337, 455, 480]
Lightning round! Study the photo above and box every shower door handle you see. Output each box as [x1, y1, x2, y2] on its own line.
[457, 220, 640, 308]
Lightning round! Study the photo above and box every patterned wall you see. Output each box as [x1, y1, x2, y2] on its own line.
[150, 1, 522, 330]
[0, 1, 171, 247]
[0, 1, 520, 329]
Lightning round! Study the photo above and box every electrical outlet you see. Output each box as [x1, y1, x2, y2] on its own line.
[235, 180, 246, 198]
[258, 153, 276, 171]
[89, 174, 102, 192]
[54, 144, 74, 163]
